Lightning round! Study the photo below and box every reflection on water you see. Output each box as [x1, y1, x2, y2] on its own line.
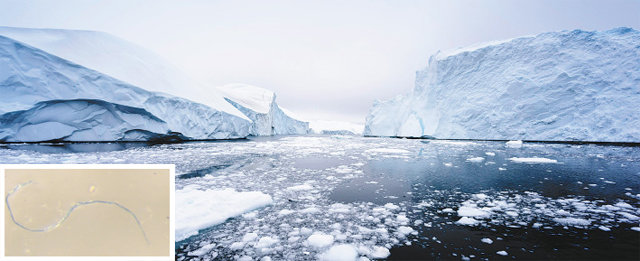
[0, 142, 149, 153]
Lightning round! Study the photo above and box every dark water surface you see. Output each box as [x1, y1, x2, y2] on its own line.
[1, 136, 638, 260]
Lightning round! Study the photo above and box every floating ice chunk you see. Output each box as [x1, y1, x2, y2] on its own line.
[287, 184, 314, 191]
[456, 217, 480, 226]
[188, 243, 215, 256]
[508, 157, 558, 164]
[396, 214, 410, 224]
[176, 187, 273, 241]
[614, 202, 632, 209]
[384, 203, 400, 210]
[473, 193, 488, 200]
[441, 208, 455, 213]
[532, 222, 543, 229]
[485, 152, 496, 156]
[370, 246, 391, 259]
[397, 226, 414, 236]
[631, 227, 640, 232]
[300, 207, 321, 214]
[506, 140, 523, 148]
[498, 167, 507, 171]
[329, 203, 351, 213]
[496, 250, 508, 256]
[506, 211, 519, 217]
[457, 206, 491, 218]
[242, 211, 258, 219]
[243, 232, 259, 242]
[255, 236, 279, 248]
[481, 238, 493, 244]
[300, 227, 313, 235]
[553, 217, 591, 227]
[365, 148, 410, 154]
[598, 226, 611, 231]
[618, 212, 639, 220]
[466, 157, 485, 163]
[278, 209, 296, 216]
[229, 242, 245, 250]
[319, 244, 358, 261]
[307, 233, 335, 248]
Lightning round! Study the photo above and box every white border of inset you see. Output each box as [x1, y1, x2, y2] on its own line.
[1, 164, 175, 261]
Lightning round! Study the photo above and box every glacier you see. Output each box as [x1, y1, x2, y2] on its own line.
[218, 84, 309, 136]
[0, 35, 250, 141]
[364, 28, 640, 142]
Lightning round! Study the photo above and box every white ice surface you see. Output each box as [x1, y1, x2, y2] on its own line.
[0, 26, 248, 121]
[508, 157, 559, 164]
[175, 186, 273, 241]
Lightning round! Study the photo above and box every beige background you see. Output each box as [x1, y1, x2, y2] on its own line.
[4, 169, 170, 256]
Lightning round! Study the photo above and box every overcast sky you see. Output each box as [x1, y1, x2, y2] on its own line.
[1, 0, 639, 123]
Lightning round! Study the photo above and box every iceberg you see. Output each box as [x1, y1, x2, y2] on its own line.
[364, 28, 640, 142]
[0, 26, 249, 122]
[0, 35, 250, 141]
[218, 84, 309, 136]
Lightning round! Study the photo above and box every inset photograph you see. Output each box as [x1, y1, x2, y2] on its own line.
[4, 167, 171, 257]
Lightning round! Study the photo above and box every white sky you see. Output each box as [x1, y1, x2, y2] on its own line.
[1, 0, 639, 123]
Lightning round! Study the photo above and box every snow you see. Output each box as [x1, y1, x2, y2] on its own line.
[319, 244, 358, 261]
[508, 157, 558, 164]
[175, 186, 273, 241]
[218, 83, 309, 136]
[364, 28, 640, 142]
[307, 233, 334, 248]
[0, 26, 249, 121]
[0, 34, 251, 141]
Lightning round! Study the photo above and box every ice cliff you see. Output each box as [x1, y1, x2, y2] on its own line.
[0, 26, 248, 121]
[217, 84, 309, 136]
[0, 35, 250, 141]
[364, 28, 640, 142]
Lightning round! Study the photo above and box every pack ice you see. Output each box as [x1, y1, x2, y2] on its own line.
[0, 34, 250, 141]
[364, 28, 640, 142]
[218, 84, 309, 136]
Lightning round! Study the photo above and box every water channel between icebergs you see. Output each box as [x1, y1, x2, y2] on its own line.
[0, 136, 638, 260]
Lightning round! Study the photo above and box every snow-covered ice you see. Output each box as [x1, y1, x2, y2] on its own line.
[175, 186, 273, 241]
